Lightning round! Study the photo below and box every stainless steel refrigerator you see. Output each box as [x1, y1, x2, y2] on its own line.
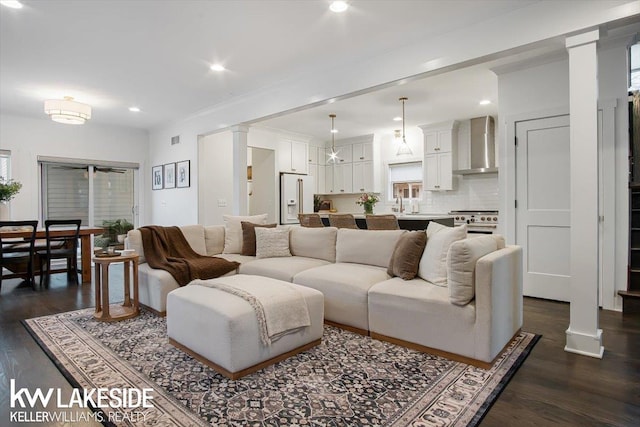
[280, 173, 315, 224]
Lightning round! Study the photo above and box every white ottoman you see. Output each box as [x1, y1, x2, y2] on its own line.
[166, 275, 324, 379]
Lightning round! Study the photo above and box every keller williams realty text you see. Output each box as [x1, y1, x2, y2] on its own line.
[9, 379, 154, 423]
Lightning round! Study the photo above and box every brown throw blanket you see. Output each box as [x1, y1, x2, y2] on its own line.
[139, 226, 239, 286]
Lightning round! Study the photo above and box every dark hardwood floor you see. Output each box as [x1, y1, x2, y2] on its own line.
[1, 274, 639, 426]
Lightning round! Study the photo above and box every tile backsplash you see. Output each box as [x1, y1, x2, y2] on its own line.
[318, 174, 499, 214]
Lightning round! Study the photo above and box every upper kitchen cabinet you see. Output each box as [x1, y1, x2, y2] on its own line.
[279, 140, 308, 174]
[334, 144, 353, 164]
[419, 121, 458, 191]
[308, 145, 320, 165]
[352, 141, 373, 162]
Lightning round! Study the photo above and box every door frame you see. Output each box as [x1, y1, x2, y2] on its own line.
[502, 103, 617, 309]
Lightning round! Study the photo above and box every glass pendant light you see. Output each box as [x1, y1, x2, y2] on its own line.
[328, 114, 340, 163]
[397, 97, 413, 155]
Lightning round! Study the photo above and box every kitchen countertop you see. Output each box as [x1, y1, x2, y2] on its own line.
[319, 212, 453, 220]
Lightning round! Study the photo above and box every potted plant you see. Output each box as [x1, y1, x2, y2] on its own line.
[0, 178, 22, 203]
[102, 219, 134, 244]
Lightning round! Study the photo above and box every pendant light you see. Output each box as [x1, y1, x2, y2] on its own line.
[397, 97, 412, 155]
[328, 114, 340, 163]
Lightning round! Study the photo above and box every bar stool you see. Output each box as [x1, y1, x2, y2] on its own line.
[328, 214, 358, 229]
[298, 213, 324, 228]
[365, 214, 400, 230]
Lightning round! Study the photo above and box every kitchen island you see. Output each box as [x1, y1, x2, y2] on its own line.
[319, 213, 453, 230]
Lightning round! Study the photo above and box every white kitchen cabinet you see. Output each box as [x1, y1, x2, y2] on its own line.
[308, 163, 326, 194]
[424, 130, 453, 154]
[420, 121, 458, 191]
[334, 145, 353, 164]
[424, 152, 453, 190]
[278, 140, 308, 174]
[333, 163, 353, 194]
[308, 146, 319, 165]
[325, 164, 334, 193]
[352, 141, 373, 162]
[352, 161, 374, 193]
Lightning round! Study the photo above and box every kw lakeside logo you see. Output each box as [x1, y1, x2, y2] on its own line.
[8, 379, 154, 423]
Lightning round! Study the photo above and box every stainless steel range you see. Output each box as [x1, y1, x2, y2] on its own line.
[448, 210, 499, 234]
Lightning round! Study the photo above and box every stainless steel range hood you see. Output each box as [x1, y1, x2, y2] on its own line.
[453, 116, 498, 175]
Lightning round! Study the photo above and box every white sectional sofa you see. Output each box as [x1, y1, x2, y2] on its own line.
[126, 223, 522, 367]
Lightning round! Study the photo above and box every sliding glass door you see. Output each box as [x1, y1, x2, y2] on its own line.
[40, 161, 138, 231]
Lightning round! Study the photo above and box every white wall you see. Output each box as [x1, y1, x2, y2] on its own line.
[197, 131, 233, 226]
[0, 113, 148, 223]
[496, 39, 632, 310]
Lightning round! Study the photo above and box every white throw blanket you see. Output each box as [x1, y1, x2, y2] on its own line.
[189, 275, 311, 346]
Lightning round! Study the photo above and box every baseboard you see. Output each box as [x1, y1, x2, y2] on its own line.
[140, 303, 165, 317]
[169, 338, 322, 380]
[369, 330, 522, 370]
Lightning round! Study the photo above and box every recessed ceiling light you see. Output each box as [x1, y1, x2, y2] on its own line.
[330, 129, 339, 134]
[0, 1, 23, 8]
[129, 107, 140, 112]
[393, 116, 403, 121]
[479, 99, 492, 105]
[210, 64, 225, 72]
[329, 1, 348, 13]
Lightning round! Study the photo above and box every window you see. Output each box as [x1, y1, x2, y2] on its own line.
[40, 160, 138, 227]
[629, 38, 640, 91]
[388, 161, 423, 200]
[0, 150, 9, 181]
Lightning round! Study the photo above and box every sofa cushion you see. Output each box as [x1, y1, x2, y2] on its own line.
[179, 224, 207, 256]
[126, 224, 207, 263]
[447, 236, 498, 306]
[240, 256, 330, 282]
[204, 225, 226, 256]
[336, 229, 406, 268]
[241, 221, 277, 256]
[387, 231, 427, 280]
[293, 263, 389, 331]
[368, 278, 476, 358]
[216, 253, 256, 264]
[223, 214, 268, 254]
[290, 226, 338, 262]
[255, 227, 292, 259]
[418, 222, 467, 286]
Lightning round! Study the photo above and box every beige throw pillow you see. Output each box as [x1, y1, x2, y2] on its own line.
[222, 214, 268, 254]
[387, 231, 427, 280]
[255, 227, 292, 259]
[447, 235, 498, 305]
[418, 222, 467, 286]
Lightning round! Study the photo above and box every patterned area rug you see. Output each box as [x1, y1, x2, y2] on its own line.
[24, 309, 538, 427]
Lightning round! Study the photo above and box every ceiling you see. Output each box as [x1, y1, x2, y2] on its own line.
[0, 0, 544, 131]
[1, 1, 637, 140]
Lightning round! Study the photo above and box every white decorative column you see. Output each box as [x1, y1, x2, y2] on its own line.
[565, 29, 603, 358]
[231, 125, 249, 216]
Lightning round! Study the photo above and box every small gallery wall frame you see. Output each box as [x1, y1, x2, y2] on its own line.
[177, 160, 190, 188]
[164, 163, 176, 189]
[152, 165, 163, 190]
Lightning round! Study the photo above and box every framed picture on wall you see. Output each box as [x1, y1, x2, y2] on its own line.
[177, 160, 190, 188]
[152, 165, 163, 190]
[164, 163, 176, 188]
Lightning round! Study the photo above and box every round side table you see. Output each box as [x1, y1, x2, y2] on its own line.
[93, 254, 140, 322]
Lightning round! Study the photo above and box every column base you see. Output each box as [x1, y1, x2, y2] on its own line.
[564, 327, 604, 358]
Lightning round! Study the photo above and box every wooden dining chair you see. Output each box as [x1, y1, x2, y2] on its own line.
[37, 219, 82, 287]
[0, 220, 38, 290]
[328, 214, 358, 229]
[298, 213, 324, 228]
[365, 214, 400, 230]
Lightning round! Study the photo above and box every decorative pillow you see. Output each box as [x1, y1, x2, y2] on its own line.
[336, 229, 407, 268]
[387, 231, 427, 280]
[447, 236, 498, 306]
[290, 226, 338, 262]
[255, 227, 292, 259]
[241, 221, 277, 256]
[222, 214, 268, 254]
[418, 222, 467, 286]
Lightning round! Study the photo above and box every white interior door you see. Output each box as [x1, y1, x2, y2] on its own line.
[516, 115, 571, 301]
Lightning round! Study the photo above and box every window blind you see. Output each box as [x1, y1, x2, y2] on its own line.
[389, 161, 422, 182]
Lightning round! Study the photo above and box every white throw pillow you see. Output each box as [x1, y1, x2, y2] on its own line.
[417, 222, 467, 286]
[255, 227, 292, 259]
[222, 214, 268, 254]
[447, 236, 498, 305]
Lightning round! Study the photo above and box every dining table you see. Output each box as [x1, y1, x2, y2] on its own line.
[0, 226, 104, 284]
